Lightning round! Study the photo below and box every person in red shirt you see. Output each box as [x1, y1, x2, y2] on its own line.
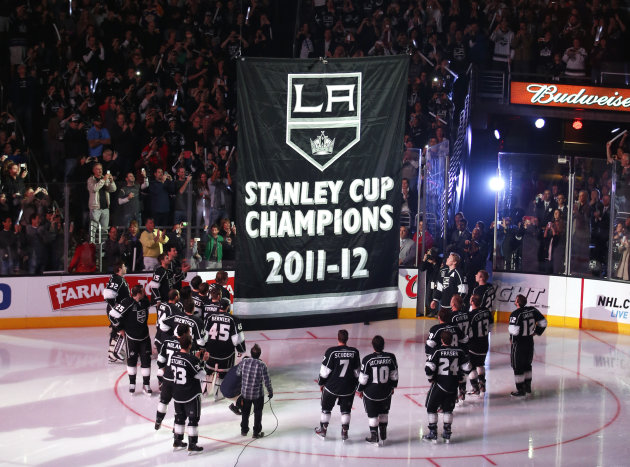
[69, 230, 97, 273]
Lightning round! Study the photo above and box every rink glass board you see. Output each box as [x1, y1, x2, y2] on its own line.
[235, 56, 408, 319]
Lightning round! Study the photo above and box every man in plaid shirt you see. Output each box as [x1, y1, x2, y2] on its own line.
[236, 344, 273, 438]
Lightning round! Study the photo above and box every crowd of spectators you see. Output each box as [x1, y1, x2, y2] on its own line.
[0, 0, 628, 276]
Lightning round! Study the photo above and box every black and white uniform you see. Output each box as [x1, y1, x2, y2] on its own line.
[468, 306, 494, 368]
[509, 306, 547, 387]
[156, 336, 181, 422]
[103, 273, 130, 359]
[191, 291, 204, 318]
[318, 345, 361, 426]
[171, 351, 206, 445]
[203, 310, 246, 377]
[161, 313, 207, 350]
[148, 265, 185, 305]
[154, 302, 181, 350]
[358, 352, 399, 419]
[472, 283, 493, 309]
[425, 322, 468, 360]
[425, 346, 471, 414]
[432, 266, 468, 311]
[202, 298, 221, 319]
[450, 310, 471, 345]
[109, 296, 152, 386]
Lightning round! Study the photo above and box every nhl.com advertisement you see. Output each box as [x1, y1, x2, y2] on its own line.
[236, 56, 408, 322]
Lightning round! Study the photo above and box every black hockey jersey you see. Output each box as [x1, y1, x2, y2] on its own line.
[170, 351, 205, 403]
[203, 311, 246, 359]
[202, 297, 221, 318]
[103, 273, 130, 311]
[156, 302, 181, 330]
[160, 313, 207, 348]
[509, 306, 547, 343]
[318, 345, 361, 397]
[357, 351, 399, 401]
[157, 336, 181, 381]
[425, 345, 471, 393]
[472, 283, 493, 309]
[433, 267, 468, 308]
[149, 266, 185, 304]
[426, 322, 468, 358]
[468, 306, 494, 353]
[192, 291, 204, 318]
[450, 310, 471, 339]
[109, 296, 151, 340]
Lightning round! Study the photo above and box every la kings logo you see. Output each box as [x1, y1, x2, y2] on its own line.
[286, 72, 361, 172]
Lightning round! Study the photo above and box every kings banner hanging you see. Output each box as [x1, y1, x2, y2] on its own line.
[235, 56, 408, 322]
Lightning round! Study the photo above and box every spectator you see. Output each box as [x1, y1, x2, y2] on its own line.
[24, 213, 47, 274]
[116, 170, 148, 228]
[562, 39, 587, 77]
[139, 217, 168, 271]
[121, 220, 143, 273]
[87, 163, 116, 243]
[399, 225, 416, 267]
[0, 216, 20, 275]
[147, 168, 174, 227]
[103, 226, 124, 273]
[69, 229, 97, 273]
[87, 114, 111, 159]
[203, 223, 223, 269]
[173, 167, 193, 225]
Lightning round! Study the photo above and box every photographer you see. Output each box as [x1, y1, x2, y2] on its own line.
[420, 247, 441, 317]
[147, 168, 174, 227]
[87, 163, 117, 243]
[3, 162, 27, 218]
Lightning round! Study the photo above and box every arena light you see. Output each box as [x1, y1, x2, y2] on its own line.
[572, 119, 583, 130]
[535, 118, 545, 129]
[488, 176, 505, 192]
[494, 129, 501, 140]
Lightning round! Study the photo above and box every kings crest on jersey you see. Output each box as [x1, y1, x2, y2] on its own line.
[286, 73, 361, 172]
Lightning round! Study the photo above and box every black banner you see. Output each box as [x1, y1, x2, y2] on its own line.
[235, 56, 408, 320]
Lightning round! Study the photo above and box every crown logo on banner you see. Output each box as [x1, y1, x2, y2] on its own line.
[310, 131, 335, 155]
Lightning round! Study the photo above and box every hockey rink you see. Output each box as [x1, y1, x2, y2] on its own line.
[1, 319, 629, 466]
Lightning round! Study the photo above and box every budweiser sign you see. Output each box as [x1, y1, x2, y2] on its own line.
[511, 82, 630, 112]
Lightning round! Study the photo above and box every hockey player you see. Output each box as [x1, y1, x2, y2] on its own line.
[171, 333, 209, 453]
[315, 329, 361, 442]
[202, 284, 222, 316]
[149, 253, 186, 306]
[467, 294, 494, 395]
[424, 331, 472, 443]
[190, 276, 204, 317]
[103, 260, 130, 363]
[449, 294, 471, 401]
[357, 335, 399, 446]
[472, 269, 493, 309]
[425, 308, 468, 361]
[430, 252, 468, 315]
[154, 289, 183, 352]
[203, 296, 246, 401]
[214, 270, 232, 301]
[155, 323, 188, 430]
[109, 284, 152, 394]
[508, 294, 547, 397]
[161, 299, 207, 350]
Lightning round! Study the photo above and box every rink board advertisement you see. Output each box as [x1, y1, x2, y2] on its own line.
[0, 272, 234, 329]
[235, 56, 408, 319]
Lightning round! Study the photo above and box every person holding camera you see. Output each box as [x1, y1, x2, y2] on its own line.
[87, 163, 117, 243]
[508, 294, 547, 397]
[117, 170, 148, 228]
[147, 167, 175, 226]
[173, 167, 193, 225]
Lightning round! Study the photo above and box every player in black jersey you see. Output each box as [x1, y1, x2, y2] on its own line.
[214, 270, 232, 301]
[171, 333, 209, 453]
[467, 294, 494, 395]
[357, 335, 399, 446]
[471, 270, 493, 309]
[508, 294, 547, 397]
[109, 285, 152, 394]
[103, 261, 130, 363]
[423, 331, 472, 443]
[154, 289, 183, 351]
[149, 253, 187, 306]
[155, 324, 188, 430]
[430, 252, 468, 314]
[425, 308, 468, 360]
[202, 285, 222, 316]
[161, 299, 207, 350]
[315, 329, 361, 442]
[190, 276, 204, 318]
[203, 296, 245, 401]
[449, 295, 471, 402]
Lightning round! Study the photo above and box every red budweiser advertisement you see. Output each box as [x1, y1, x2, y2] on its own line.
[510, 82, 630, 112]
